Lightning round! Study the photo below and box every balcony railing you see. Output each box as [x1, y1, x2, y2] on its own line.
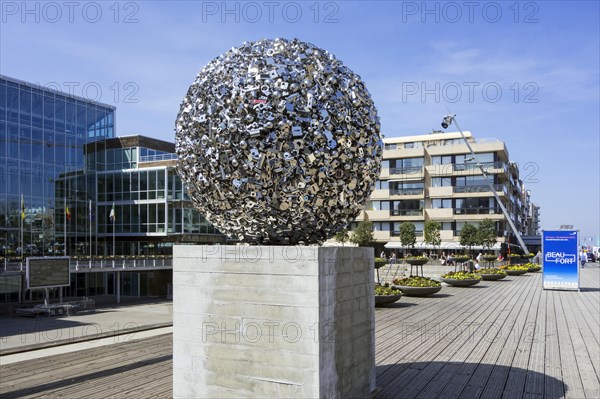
[389, 188, 424, 196]
[390, 209, 423, 216]
[454, 184, 506, 194]
[389, 166, 423, 175]
[140, 153, 178, 162]
[453, 161, 506, 172]
[454, 207, 502, 215]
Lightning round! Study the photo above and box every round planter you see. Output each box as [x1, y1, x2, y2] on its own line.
[482, 255, 498, 262]
[404, 258, 429, 266]
[375, 294, 402, 306]
[374, 261, 387, 269]
[505, 269, 528, 275]
[527, 266, 541, 272]
[395, 285, 442, 297]
[440, 278, 481, 287]
[479, 273, 507, 281]
[452, 256, 470, 263]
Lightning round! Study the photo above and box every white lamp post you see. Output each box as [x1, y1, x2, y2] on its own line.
[441, 114, 529, 255]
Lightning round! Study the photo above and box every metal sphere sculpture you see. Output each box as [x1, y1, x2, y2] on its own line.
[175, 38, 382, 244]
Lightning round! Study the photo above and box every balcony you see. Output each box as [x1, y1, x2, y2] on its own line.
[454, 207, 503, 215]
[454, 184, 506, 194]
[426, 208, 453, 219]
[389, 188, 424, 196]
[453, 161, 507, 174]
[390, 209, 423, 217]
[388, 166, 424, 177]
[428, 186, 453, 198]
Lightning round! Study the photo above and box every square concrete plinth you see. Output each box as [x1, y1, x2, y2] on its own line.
[173, 245, 375, 398]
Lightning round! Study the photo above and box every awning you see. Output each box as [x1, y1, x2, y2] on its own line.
[384, 242, 501, 250]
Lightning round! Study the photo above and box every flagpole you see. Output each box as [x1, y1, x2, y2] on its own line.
[20, 194, 23, 259]
[64, 196, 67, 256]
[89, 200, 92, 258]
[111, 202, 116, 256]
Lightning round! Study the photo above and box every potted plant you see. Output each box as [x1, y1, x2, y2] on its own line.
[440, 271, 482, 287]
[374, 257, 387, 269]
[403, 256, 429, 266]
[500, 265, 529, 275]
[523, 262, 541, 272]
[374, 283, 402, 306]
[476, 268, 507, 281]
[481, 254, 498, 262]
[392, 276, 442, 296]
[451, 255, 471, 264]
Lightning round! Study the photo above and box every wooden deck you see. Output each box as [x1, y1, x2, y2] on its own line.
[1, 265, 599, 398]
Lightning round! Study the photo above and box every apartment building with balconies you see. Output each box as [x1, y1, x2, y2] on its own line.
[353, 131, 536, 252]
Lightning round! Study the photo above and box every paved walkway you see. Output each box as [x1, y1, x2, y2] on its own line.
[1, 264, 599, 398]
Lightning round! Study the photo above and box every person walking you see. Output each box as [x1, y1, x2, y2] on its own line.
[580, 248, 588, 269]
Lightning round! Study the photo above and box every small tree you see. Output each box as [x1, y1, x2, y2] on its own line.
[350, 221, 374, 247]
[477, 219, 497, 252]
[459, 223, 478, 255]
[334, 228, 349, 246]
[399, 222, 416, 255]
[424, 220, 441, 254]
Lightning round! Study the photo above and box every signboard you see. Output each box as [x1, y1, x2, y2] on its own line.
[26, 257, 71, 289]
[542, 230, 579, 291]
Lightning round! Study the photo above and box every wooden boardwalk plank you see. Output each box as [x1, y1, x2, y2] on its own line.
[413, 277, 531, 399]
[553, 288, 587, 398]
[436, 274, 539, 399]
[557, 292, 600, 398]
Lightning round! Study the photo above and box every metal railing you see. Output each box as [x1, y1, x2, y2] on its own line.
[389, 166, 423, 175]
[3, 257, 173, 273]
[140, 153, 178, 162]
[389, 188, 424, 196]
[453, 184, 506, 194]
[454, 207, 502, 215]
[454, 161, 506, 172]
[390, 209, 423, 216]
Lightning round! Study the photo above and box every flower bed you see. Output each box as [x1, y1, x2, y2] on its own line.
[481, 255, 498, 262]
[500, 265, 529, 275]
[440, 271, 481, 287]
[522, 262, 541, 272]
[476, 268, 507, 281]
[374, 284, 402, 306]
[392, 276, 442, 296]
[374, 258, 387, 269]
[451, 256, 471, 263]
[403, 257, 429, 266]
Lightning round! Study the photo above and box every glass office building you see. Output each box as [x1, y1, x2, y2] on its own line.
[85, 135, 225, 256]
[0, 75, 115, 257]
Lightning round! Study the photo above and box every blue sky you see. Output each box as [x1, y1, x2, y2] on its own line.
[1, 1, 599, 242]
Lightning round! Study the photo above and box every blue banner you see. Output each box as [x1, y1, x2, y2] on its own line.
[542, 230, 579, 290]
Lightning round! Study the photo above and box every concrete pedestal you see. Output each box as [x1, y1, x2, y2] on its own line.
[173, 245, 375, 398]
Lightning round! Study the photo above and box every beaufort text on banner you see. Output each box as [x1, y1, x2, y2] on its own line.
[542, 230, 580, 291]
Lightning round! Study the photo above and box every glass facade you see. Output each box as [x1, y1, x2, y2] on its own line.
[86, 137, 224, 256]
[0, 75, 115, 257]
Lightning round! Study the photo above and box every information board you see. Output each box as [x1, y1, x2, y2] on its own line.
[26, 257, 71, 289]
[542, 230, 579, 291]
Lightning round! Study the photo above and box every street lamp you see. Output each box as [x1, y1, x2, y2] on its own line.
[440, 114, 529, 255]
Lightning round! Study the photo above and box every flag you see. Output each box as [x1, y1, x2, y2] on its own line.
[66, 205, 71, 221]
[109, 202, 115, 223]
[21, 195, 25, 220]
[89, 200, 94, 222]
